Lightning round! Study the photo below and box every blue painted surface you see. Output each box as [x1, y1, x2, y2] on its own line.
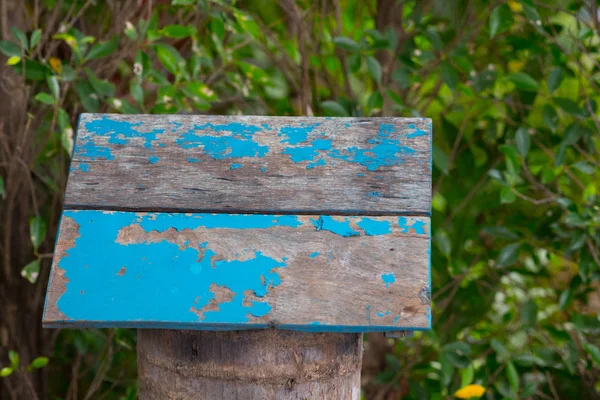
[86, 116, 165, 150]
[357, 218, 392, 236]
[230, 163, 243, 170]
[176, 123, 268, 160]
[309, 252, 320, 258]
[311, 216, 359, 237]
[381, 273, 396, 288]
[148, 156, 160, 164]
[187, 157, 201, 163]
[398, 217, 427, 235]
[278, 122, 417, 171]
[57, 211, 291, 324]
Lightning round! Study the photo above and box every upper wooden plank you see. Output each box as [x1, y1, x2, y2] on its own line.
[65, 114, 431, 215]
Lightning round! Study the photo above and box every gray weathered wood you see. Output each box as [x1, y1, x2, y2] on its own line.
[137, 329, 362, 400]
[43, 210, 430, 331]
[65, 114, 431, 215]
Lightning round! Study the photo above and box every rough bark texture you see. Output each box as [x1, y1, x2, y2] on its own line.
[138, 329, 363, 400]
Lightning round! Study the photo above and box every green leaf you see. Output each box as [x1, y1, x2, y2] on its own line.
[85, 68, 115, 97]
[572, 161, 594, 174]
[460, 363, 474, 387]
[30, 357, 49, 369]
[0, 40, 22, 57]
[46, 75, 59, 99]
[366, 56, 382, 84]
[332, 36, 360, 51]
[442, 342, 471, 368]
[124, 21, 138, 40]
[500, 187, 516, 204]
[160, 24, 195, 38]
[520, 299, 537, 328]
[29, 215, 47, 251]
[35, 92, 55, 105]
[320, 100, 349, 117]
[491, 339, 510, 361]
[490, 4, 514, 38]
[0, 367, 12, 377]
[435, 230, 451, 257]
[584, 343, 600, 366]
[0, 176, 5, 199]
[86, 36, 118, 60]
[172, 0, 195, 4]
[155, 44, 181, 75]
[548, 67, 563, 93]
[515, 127, 530, 157]
[10, 26, 28, 49]
[497, 243, 520, 267]
[507, 72, 539, 91]
[441, 62, 459, 90]
[554, 98, 582, 116]
[542, 104, 559, 131]
[21, 259, 40, 284]
[506, 361, 519, 392]
[9, 351, 19, 369]
[482, 226, 519, 240]
[432, 145, 449, 174]
[30, 29, 42, 50]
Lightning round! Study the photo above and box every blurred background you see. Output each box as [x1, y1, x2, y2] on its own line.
[0, 0, 599, 399]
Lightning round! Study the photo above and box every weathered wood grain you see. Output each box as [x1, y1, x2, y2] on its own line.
[138, 329, 362, 399]
[43, 210, 430, 331]
[65, 114, 431, 215]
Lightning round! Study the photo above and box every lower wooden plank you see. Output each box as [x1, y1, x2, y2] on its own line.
[43, 210, 430, 331]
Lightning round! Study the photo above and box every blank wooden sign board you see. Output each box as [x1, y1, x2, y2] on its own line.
[43, 114, 431, 399]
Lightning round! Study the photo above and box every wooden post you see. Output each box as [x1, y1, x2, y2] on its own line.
[43, 114, 432, 399]
[138, 329, 362, 399]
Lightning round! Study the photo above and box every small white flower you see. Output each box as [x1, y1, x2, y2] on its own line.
[488, 64, 495, 71]
[113, 99, 122, 108]
[58, 24, 66, 33]
[125, 21, 135, 31]
[536, 20, 542, 26]
[162, 96, 172, 103]
[414, 49, 422, 57]
[133, 62, 142, 75]
[201, 86, 214, 97]
[470, 70, 476, 77]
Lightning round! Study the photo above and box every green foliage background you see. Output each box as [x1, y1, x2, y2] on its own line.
[0, 0, 599, 399]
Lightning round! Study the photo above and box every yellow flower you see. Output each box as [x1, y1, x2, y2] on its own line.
[508, 60, 525, 72]
[507, 0, 523, 13]
[49, 57, 62, 74]
[454, 384, 486, 399]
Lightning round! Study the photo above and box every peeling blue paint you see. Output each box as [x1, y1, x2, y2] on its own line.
[278, 123, 319, 145]
[279, 123, 416, 171]
[148, 156, 159, 164]
[171, 121, 183, 132]
[260, 167, 267, 172]
[398, 217, 427, 235]
[75, 140, 114, 160]
[187, 157, 201, 163]
[85, 116, 165, 150]
[79, 163, 90, 172]
[367, 191, 381, 198]
[57, 211, 289, 324]
[176, 123, 268, 160]
[230, 163, 243, 170]
[311, 216, 359, 237]
[356, 173, 365, 177]
[137, 213, 303, 232]
[309, 252, 319, 258]
[381, 273, 396, 288]
[357, 218, 392, 236]
[306, 159, 326, 169]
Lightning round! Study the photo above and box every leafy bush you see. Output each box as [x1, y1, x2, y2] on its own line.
[0, 0, 598, 399]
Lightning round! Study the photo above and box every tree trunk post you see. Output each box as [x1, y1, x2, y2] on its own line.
[137, 329, 363, 400]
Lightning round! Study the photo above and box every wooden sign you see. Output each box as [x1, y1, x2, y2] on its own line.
[43, 114, 431, 332]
